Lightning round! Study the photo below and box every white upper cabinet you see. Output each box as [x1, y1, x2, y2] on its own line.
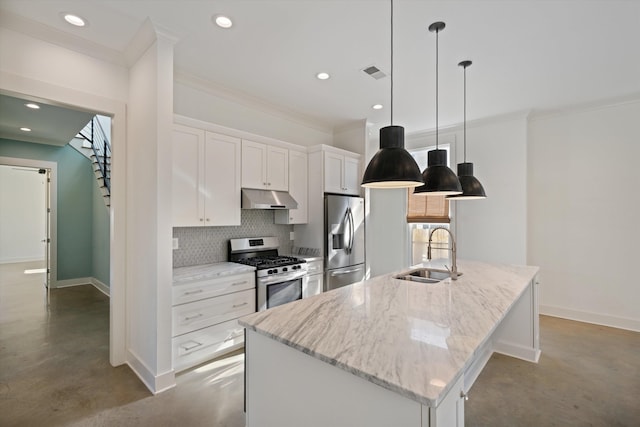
[242, 140, 289, 191]
[171, 124, 241, 226]
[324, 151, 361, 195]
[275, 150, 308, 224]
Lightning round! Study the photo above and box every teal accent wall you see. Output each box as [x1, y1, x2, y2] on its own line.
[92, 175, 110, 285]
[0, 138, 110, 284]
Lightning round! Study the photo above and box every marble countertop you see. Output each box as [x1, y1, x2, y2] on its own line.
[239, 260, 538, 407]
[173, 262, 255, 285]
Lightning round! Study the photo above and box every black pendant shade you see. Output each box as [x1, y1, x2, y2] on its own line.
[362, 126, 424, 188]
[448, 162, 486, 200]
[414, 21, 462, 196]
[447, 60, 487, 200]
[361, 0, 424, 189]
[414, 149, 463, 195]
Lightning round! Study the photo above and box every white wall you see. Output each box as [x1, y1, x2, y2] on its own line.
[528, 100, 640, 331]
[451, 116, 529, 265]
[0, 26, 129, 367]
[125, 24, 175, 393]
[174, 80, 333, 147]
[0, 28, 128, 103]
[0, 166, 46, 263]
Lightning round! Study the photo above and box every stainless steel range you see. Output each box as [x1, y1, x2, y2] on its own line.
[228, 237, 307, 311]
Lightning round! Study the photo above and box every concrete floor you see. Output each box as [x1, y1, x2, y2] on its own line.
[1, 261, 638, 426]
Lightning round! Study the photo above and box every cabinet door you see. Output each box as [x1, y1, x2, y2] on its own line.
[303, 274, 323, 298]
[324, 151, 345, 194]
[172, 125, 205, 226]
[275, 150, 307, 224]
[266, 146, 289, 191]
[204, 132, 241, 226]
[343, 156, 361, 195]
[242, 140, 267, 189]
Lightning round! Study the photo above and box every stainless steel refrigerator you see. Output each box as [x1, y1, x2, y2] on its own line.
[324, 194, 365, 291]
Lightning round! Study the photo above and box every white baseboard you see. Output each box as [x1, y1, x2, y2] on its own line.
[493, 340, 540, 363]
[127, 349, 176, 394]
[91, 278, 110, 296]
[540, 304, 640, 333]
[52, 277, 93, 288]
[0, 257, 45, 265]
[49, 277, 111, 297]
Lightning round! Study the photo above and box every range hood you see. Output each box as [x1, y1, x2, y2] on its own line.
[241, 188, 298, 210]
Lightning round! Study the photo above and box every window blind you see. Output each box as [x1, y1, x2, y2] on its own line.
[406, 189, 450, 223]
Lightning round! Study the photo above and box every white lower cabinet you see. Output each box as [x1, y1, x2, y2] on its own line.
[172, 319, 245, 372]
[172, 270, 255, 372]
[302, 259, 323, 298]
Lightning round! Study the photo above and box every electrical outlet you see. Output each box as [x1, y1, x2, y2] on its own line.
[289, 231, 295, 240]
[172, 238, 179, 250]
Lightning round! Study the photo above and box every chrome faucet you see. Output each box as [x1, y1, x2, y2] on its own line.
[427, 227, 458, 280]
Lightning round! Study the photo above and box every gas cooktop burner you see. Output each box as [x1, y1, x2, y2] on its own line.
[236, 256, 305, 270]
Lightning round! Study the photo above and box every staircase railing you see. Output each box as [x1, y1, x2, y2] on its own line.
[79, 116, 111, 192]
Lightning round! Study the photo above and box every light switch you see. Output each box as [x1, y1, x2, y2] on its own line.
[289, 231, 295, 240]
[172, 238, 179, 250]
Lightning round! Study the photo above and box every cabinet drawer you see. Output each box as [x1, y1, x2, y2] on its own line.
[172, 289, 255, 336]
[306, 260, 323, 275]
[173, 272, 255, 306]
[172, 319, 245, 372]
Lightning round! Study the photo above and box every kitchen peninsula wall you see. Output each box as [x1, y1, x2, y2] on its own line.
[173, 210, 293, 268]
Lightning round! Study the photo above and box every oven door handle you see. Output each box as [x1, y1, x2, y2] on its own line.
[258, 270, 307, 286]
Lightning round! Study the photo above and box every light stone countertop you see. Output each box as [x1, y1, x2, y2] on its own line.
[239, 259, 539, 407]
[173, 262, 255, 284]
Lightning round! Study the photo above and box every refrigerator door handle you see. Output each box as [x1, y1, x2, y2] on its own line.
[342, 208, 350, 253]
[330, 267, 362, 276]
[348, 207, 355, 254]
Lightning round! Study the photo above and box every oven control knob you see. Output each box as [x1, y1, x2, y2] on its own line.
[268, 269, 274, 274]
[293, 265, 299, 270]
[283, 267, 288, 272]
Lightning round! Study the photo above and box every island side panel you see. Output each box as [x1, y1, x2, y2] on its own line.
[492, 275, 541, 362]
[245, 329, 423, 427]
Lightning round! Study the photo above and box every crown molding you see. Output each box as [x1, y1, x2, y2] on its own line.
[174, 69, 333, 135]
[406, 110, 532, 141]
[0, 9, 126, 67]
[124, 18, 180, 66]
[528, 92, 640, 121]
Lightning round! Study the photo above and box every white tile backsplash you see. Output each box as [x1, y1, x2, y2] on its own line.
[172, 210, 293, 268]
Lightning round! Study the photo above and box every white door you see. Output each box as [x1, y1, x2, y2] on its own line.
[343, 156, 361, 195]
[241, 140, 267, 189]
[324, 152, 344, 193]
[44, 168, 51, 288]
[266, 146, 288, 191]
[204, 132, 241, 226]
[172, 125, 205, 226]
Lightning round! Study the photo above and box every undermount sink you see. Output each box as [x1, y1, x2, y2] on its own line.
[394, 268, 462, 284]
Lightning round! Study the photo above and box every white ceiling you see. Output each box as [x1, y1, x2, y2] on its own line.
[1, 0, 639, 134]
[0, 93, 94, 146]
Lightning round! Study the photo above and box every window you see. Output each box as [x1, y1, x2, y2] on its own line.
[406, 147, 450, 224]
[407, 146, 453, 266]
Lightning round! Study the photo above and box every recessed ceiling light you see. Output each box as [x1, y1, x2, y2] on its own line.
[20, 127, 32, 132]
[63, 13, 87, 27]
[214, 15, 233, 29]
[316, 72, 330, 80]
[25, 103, 41, 110]
[372, 104, 383, 110]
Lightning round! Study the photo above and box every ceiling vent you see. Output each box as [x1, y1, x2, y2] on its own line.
[362, 65, 387, 80]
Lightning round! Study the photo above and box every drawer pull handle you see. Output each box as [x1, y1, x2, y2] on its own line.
[231, 281, 247, 286]
[184, 289, 203, 295]
[184, 313, 203, 321]
[224, 333, 244, 343]
[233, 302, 248, 308]
[181, 341, 203, 351]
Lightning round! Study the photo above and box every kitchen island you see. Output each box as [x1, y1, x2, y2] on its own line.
[239, 260, 540, 427]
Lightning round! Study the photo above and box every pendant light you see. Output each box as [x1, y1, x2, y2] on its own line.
[361, 0, 423, 189]
[414, 22, 462, 196]
[448, 60, 487, 200]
